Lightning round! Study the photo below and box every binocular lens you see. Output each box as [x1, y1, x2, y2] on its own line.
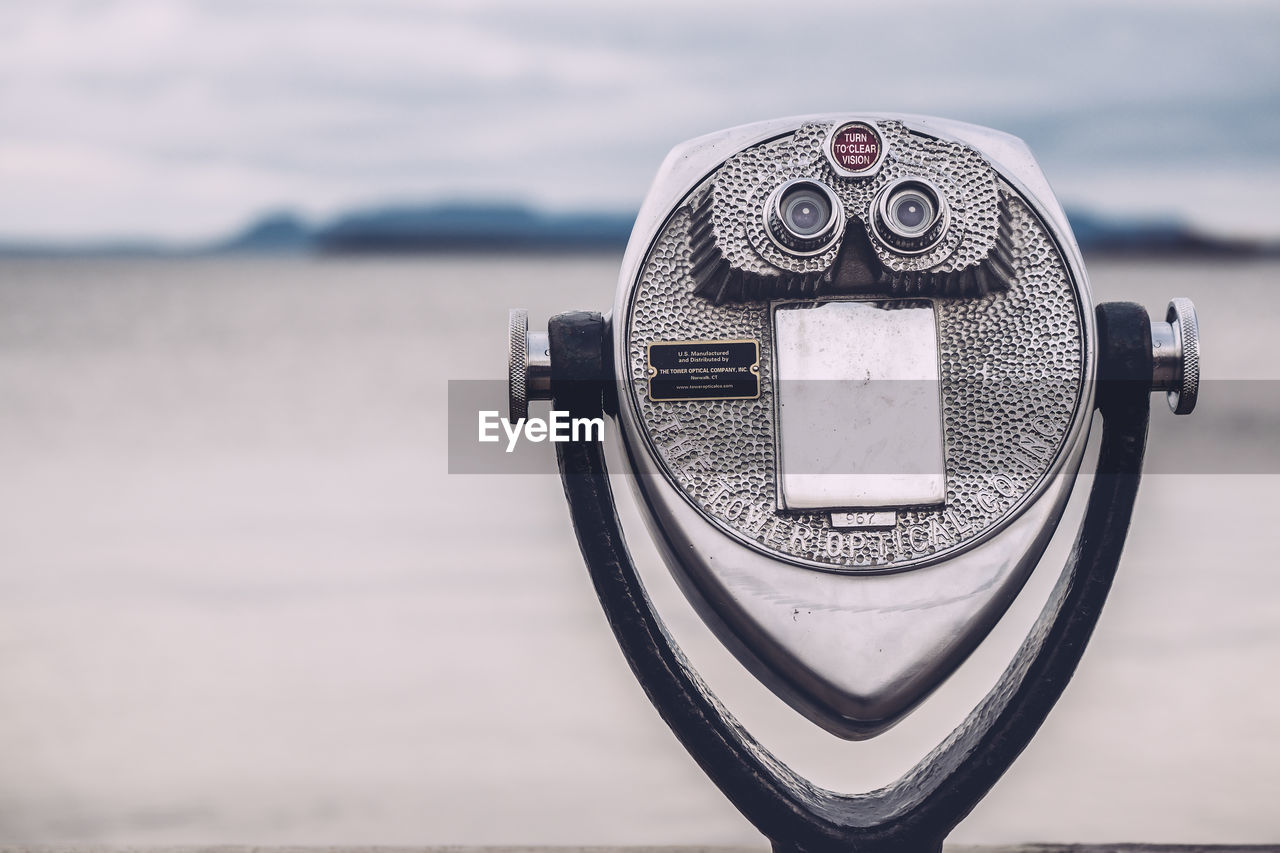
[766, 179, 844, 256]
[891, 193, 931, 231]
[782, 187, 832, 236]
[872, 178, 949, 254]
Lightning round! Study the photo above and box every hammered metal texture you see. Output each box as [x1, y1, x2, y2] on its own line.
[864, 121, 1000, 275]
[627, 176, 1083, 572]
[690, 121, 1011, 305]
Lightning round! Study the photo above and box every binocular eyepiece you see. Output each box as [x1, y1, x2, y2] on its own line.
[871, 177, 949, 254]
[766, 178, 845, 255]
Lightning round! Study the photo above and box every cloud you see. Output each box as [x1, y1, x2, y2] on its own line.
[1, 0, 1278, 239]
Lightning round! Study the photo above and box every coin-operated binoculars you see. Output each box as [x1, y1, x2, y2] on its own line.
[507, 115, 1200, 853]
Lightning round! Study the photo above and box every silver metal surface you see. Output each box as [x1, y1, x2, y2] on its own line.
[507, 308, 551, 421]
[1150, 321, 1178, 390]
[773, 300, 944, 510]
[527, 331, 551, 400]
[610, 114, 1097, 738]
[1151, 297, 1200, 415]
[627, 192, 1082, 571]
[625, 443, 1085, 738]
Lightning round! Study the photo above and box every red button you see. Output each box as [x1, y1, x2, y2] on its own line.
[830, 122, 882, 173]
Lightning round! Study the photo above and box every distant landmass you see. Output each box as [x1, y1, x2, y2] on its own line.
[216, 203, 637, 254]
[3, 201, 1276, 258]
[208, 202, 1280, 258]
[1062, 209, 1268, 256]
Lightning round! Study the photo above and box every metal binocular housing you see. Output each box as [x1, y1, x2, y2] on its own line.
[507, 113, 1201, 853]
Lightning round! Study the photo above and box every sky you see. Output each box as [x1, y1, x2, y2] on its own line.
[1, 0, 1278, 242]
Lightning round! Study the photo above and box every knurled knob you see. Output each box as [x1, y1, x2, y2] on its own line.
[1166, 297, 1199, 415]
[508, 308, 552, 421]
[508, 308, 529, 422]
[1151, 297, 1200, 415]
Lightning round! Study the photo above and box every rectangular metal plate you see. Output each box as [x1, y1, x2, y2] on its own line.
[830, 510, 898, 529]
[647, 339, 760, 402]
[773, 300, 945, 510]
